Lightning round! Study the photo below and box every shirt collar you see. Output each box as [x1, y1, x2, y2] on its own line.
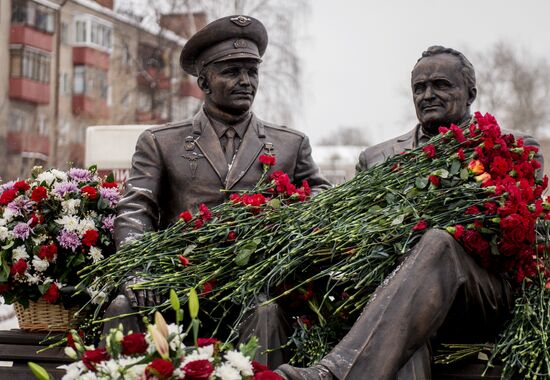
[206, 111, 252, 139]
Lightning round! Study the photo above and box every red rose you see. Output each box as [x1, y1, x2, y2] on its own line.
[80, 186, 98, 200]
[259, 154, 277, 166]
[38, 244, 58, 261]
[10, 259, 27, 276]
[179, 210, 193, 222]
[179, 255, 190, 266]
[227, 231, 237, 241]
[31, 186, 48, 202]
[182, 359, 214, 380]
[428, 175, 440, 187]
[0, 189, 18, 205]
[101, 181, 118, 188]
[146, 358, 174, 380]
[43, 283, 60, 304]
[82, 230, 100, 247]
[199, 203, 212, 221]
[14, 181, 30, 192]
[252, 360, 269, 374]
[82, 348, 109, 371]
[412, 220, 428, 231]
[121, 332, 148, 355]
[197, 337, 220, 347]
[254, 370, 284, 380]
[422, 144, 436, 158]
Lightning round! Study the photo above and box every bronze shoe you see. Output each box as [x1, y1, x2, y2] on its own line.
[275, 364, 335, 380]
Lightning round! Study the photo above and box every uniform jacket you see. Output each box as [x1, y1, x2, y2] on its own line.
[356, 123, 544, 173]
[114, 109, 331, 248]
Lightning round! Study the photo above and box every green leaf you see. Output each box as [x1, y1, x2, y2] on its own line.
[415, 176, 428, 189]
[239, 336, 259, 359]
[385, 193, 396, 204]
[391, 214, 405, 226]
[188, 288, 199, 319]
[234, 241, 258, 266]
[88, 164, 98, 173]
[192, 318, 200, 346]
[460, 168, 469, 180]
[170, 289, 180, 314]
[106, 171, 115, 183]
[183, 245, 197, 256]
[28, 362, 52, 380]
[2, 241, 14, 250]
[450, 159, 462, 176]
[431, 169, 449, 179]
[368, 205, 382, 213]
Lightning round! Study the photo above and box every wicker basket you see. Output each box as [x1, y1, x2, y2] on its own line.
[14, 299, 77, 332]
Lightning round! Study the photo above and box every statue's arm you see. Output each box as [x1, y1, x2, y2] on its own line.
[114, 130, 164, 250]
[522, 133, 545, 179]
[294, 135, 332, 194]
[356, 149, 369, 174]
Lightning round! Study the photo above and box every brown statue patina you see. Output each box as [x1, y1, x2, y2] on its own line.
[103, 15, 330, 367]
[276, 47, 544, 380]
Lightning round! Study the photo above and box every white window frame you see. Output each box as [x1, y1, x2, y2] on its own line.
[72, 15, 113, 53]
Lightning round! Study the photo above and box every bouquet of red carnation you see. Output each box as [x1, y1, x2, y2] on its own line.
[0, 166, 120, 307]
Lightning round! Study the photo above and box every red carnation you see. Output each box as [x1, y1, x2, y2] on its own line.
[146, 358, 175, 380]
[428, 175, 440, 187]
[202, 280, 216, 295]
[259, 154, 277, 166]
[457, 148, 465, 161]
[38, 244, 58, 261]
[10, 259, 27, 276]
[230, 194, 242, 203]
[194, 219, 204, 229]
[179, 210, 193, 222]
[197, 337, 220, 347]
[66, 332, 77, 350]
[254, 371, 284, 380]
[182, 359, 214, 380]
[14, 181, 30, 192]
[199, 203, 212, 221]
[227, 231, 237, 241]
[252, 361, 269, 374]
[465, 206, 481, 215]
[82, 348, 109, 371]
[179, 255, 190, 266]
[462, 230, 489, 256]
[121, 333, 148, 355]
[101, 181, 118, 188]
[412, 220, 428, 231]
[80, 186, 98, 200]
[450, 124, 466, 143]
[0, 189, 18, 205]
[453, 225, 465, 239]
[43, 283, 60, 304]
[422, 144, 436, 158]
[82, 230, 100, 247]
[31, 186, 48, 202]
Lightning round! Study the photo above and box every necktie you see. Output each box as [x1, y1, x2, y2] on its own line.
[224, 127, 236, 165]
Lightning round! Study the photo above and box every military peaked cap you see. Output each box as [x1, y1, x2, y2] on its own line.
[180, 15, 268, 76]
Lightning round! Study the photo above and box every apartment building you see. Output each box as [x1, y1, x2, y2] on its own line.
[0, 0, 205, 180]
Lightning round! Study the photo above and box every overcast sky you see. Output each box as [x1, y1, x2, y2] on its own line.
[296, 0, 550, 145]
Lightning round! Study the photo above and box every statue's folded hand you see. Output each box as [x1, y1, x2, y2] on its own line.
[121, 276, 162, 308]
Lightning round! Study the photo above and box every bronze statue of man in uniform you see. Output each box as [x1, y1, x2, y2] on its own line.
[277, 46, 544, 379]
[103, 15, 330, 367]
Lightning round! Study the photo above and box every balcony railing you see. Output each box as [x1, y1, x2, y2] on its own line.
[9, 78, 50, 104]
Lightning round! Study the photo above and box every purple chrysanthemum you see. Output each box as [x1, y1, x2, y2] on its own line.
[68, 168, 92, 183]
[57, 229, 80, 251]
[102, 214, 115, 233]
[13, 222, 32, 240]
[99, 187, 121, 207]
[53, 181, 78, 197]
[0, 181, 15, 192]
[7, 197, 34, 215]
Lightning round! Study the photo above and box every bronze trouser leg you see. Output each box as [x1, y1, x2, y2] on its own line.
[238, 297, 291, 369]
[319, 229, 512, 380]
[100, 294, 143, 347]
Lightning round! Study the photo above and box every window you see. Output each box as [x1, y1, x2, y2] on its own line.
[37, 114, 48, 136]
[10, 47, 51, 83]
[8, 110, 27, 132]
[73, 65, 109, 101]
[73, 17, 113, 51]
[11, 0, 54, 33]
[60, 72, 70, 95]
[73, 66, 85, 94]
[60, 22, 69, 44]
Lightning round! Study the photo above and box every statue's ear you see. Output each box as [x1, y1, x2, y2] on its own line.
[467, 87, 477, 106]
[197, 75, 209, 93]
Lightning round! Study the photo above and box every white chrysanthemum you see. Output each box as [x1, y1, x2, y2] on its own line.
[95, 358, 142, 379]
[36, 171, 56, 185]
[225, 350, 254, 376]
[12, 245, 29, 261]
[77, 218, 96, 235]
[214, 362, 242, 380]
[3, 208, 16, 222]
[32, 234, 48, 245]
[25, 273, 42, 284]
[32, 256, 49, 272]
[51, 169, 68, 181]
[167, 323, 186, 351]
[79, 372, 100, 380]
[62, 199, 81, 215]
[56, 215, 80, 231]
[180, 346, 214, 367]
[0, 218, 6, 226]
[89, 247, 104, 263]
[0, 226, 10, 241]
[60, 361, 87, 380]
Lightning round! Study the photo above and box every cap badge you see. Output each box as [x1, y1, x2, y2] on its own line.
[234, 39, 248, 49]
[230, 15, 252, 27]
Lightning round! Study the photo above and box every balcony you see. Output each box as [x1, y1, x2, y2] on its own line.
[137, 68, 171, 90]
[10, 25, 53, 52]
[9, 78, 50, 104]
[72, 95, 109, 118]
[73, 47, 110, 70]
[179, 80, 203, 99]
[6, 131, 49, 156]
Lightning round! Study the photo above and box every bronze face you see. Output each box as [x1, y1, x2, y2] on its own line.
[411, 54, 475, 133]
[201, 58, 259, 117]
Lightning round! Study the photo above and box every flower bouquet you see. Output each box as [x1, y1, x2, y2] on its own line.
[79, 112, 549, 375]
[0, 166, 120, 330]
[29, 289, 282, 380]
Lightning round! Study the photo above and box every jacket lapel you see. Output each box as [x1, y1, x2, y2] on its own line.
[225, 114, 265, 190]
[193, 110, 229, 183]
[393, 126, 418, 156]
